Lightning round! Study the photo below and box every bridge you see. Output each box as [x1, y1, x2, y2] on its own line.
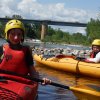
[0, 18, 87, 40]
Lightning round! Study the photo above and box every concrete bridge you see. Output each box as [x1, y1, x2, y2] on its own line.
[0, 18, 87, 40]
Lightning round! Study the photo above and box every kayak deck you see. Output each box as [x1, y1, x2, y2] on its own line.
[34, 54, 100, 78]
[0, 74, 38, 100]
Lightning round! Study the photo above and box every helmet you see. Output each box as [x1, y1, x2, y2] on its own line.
[5, 19, 25, 41]
[92, 39, 100, 46]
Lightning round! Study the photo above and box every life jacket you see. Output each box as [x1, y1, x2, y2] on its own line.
[90, 51, 98, 58]
[0, 44, 29, 75]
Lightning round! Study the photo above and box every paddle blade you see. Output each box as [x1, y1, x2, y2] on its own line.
[70, 85, 100, 100]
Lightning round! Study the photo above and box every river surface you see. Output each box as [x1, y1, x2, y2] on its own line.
[0, 39, 100, 100]
[36, 66, 100, 100]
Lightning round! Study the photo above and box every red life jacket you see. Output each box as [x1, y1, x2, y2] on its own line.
[0, 44, 29, 75]
[90, 51, 98, 58]
[90, 51, 95, 58]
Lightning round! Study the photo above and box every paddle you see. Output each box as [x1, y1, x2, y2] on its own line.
[0, 69, 69, 89]
[0, 69, 100, 100]
[27, 77, 70, 89]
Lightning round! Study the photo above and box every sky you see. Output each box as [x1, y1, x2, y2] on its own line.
[0, 0, 100, 35]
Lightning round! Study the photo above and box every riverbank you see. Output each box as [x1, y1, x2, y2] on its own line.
[24, 41, 91, 58]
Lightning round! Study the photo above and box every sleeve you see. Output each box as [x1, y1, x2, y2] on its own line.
[86, 52, 100, 63]
[25, 46, 34, 66]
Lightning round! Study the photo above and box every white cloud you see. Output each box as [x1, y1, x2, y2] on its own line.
[0, 0, 97, 34]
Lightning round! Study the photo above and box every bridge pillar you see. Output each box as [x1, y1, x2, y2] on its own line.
[41, 22, 47, 41]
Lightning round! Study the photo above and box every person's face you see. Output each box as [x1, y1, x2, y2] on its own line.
[8, 29, 23, 44]
[92, 45, 100, 52]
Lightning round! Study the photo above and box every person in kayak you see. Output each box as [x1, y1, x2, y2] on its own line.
[0, 19, 51, 84]
[76, 39, 100, 63]
[84, 39, 100, 63]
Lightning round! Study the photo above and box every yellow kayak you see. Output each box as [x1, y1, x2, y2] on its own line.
[33, 54, 100, 78]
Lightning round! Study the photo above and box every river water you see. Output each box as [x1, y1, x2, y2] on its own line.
[0, 39, 100, 100]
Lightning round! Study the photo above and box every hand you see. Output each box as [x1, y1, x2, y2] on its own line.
[41, 78, 51, 85]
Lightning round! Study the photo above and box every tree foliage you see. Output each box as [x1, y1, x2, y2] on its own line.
[44, 18, 100, 45]
[86, 18, 100, 43]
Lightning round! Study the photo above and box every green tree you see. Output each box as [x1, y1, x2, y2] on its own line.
[0, 22, 5, 38]
[25, 23, 38, 39]
[12, 15, 23, 19]
[86, 18, 100, 43]
[48, 26, 55, 36]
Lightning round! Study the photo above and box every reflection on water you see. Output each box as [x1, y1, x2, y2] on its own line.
[36, 65, 77, 100]
[38, 85, 76, 100]
[35, 65, 100, 85]
[35, 65, 100, 100]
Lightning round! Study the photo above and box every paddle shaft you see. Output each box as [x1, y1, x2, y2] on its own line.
[0, 69, 70, 90]
[29, 77, 70, 89]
